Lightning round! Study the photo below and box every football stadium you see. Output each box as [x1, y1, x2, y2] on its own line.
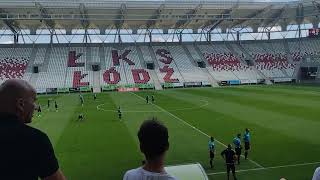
[0, 0, 320, 179]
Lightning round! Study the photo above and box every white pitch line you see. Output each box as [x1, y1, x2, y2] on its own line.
[96, 100, 209, 113]
[131, 92, 264, 169]
[207, 161, 320, 176]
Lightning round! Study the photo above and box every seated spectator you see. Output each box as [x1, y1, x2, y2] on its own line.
[0, 79, 66, 180]
[123, 118, 178, 180]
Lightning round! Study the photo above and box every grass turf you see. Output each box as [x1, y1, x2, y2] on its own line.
[31, 85, 320, 180]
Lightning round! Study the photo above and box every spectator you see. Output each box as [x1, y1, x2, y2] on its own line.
[312, 167, 320, 180]
[0, 79, 66, 180]
[123, 118, 177, 180]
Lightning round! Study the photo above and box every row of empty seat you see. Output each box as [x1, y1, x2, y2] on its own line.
[0, 48, 31, 84]
[152, 46, 184, 84]
[1, 38, 320, 88]
[241, 41, 298, 78]
[198, 44, 261, 81]
[168, 45, 208, 83]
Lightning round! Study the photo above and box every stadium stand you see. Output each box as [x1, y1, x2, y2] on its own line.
[35, 47, 68, 88]
[197, 44, 260, 83]
[90, 47, 100, 64]
[33, 48, 46, 65]
[0, 48, 31, 84]
[152, 46, 184, 85]
[167, 45, 208, 83]
[120, 46, 149, 84]
[240, 41, 297, 80]
[0, 1, 319, 179]
[100, 46, 153, 87]
[0, 38, 319, 89]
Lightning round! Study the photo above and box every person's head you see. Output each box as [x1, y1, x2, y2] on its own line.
[0, 79, 37, 124]
[210, 137, 214, 142]
[245, 128, 249, 133]
[138, 118, 169, 162]
[237, 133, 241, 138]
[227, 144, 232, 150]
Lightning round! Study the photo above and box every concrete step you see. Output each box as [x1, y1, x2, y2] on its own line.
[148, 69, 163, 90]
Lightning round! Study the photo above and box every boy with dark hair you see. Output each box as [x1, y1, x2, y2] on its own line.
[221, 144, 237, 180]
[123, 118, 177, 180]
[146, 96, 149, 104]
[151, 95, 155, 103]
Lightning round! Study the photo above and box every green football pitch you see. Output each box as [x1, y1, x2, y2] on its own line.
[31, 85, 320, 180]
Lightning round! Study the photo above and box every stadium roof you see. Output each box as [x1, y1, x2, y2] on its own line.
[0, 0, 319, 35]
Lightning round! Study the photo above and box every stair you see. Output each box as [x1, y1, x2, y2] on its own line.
[225, 43, 248, 65]
[194, 44, 213, 68]
[193, 44, 205, 62]
[292, 61, 302, 79]
[148, 45, 160, 69]
[99, 46, 105, 69]
[29, 73, 39, 88]
[283, 40, 293, 63]
[86, 46, 91, 71]
[181, 44, 198, 66]
[194, 44, 222, 86]
[93, 71, 101, 93]
[237, 43, 253, 60]
[251, 65, 273, 84]
[148, 69, 163, 90]
[26, 46, 38, 73]
[164, 43, 185, 83]
[201, 68, 219, 87]
[236, 44, 273, 85]
[42, 45, 52, 72]
[136, 45, 147, 68]
[280, 69, 289, 77]
[135, 45, 162, 89]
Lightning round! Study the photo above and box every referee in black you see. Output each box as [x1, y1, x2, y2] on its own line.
[221, 144, 238, 180]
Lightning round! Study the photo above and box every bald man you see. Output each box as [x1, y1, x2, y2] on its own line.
[0, 79, 66, 180]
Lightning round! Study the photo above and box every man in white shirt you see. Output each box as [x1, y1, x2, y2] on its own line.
[123, 118, 178, 180]
[312, 167, 320, 180]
